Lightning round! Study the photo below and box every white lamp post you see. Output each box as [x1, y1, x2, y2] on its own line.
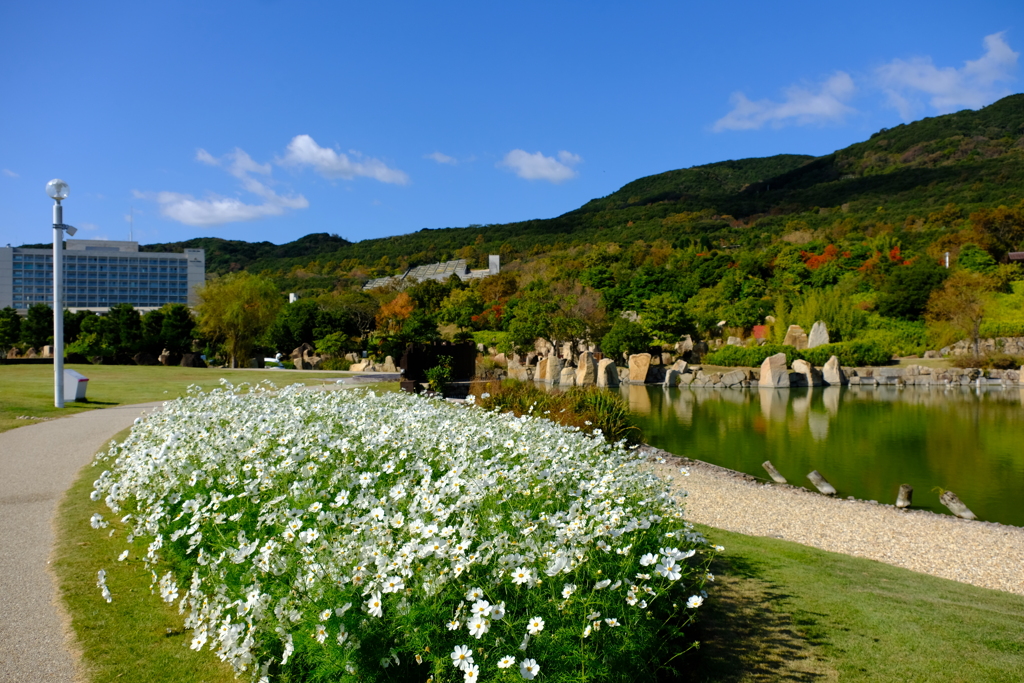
[46, 179, 76, 408]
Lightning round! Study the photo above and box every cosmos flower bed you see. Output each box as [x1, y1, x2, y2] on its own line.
[91, 383, 716, 682]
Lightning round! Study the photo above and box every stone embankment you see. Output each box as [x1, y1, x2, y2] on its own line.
[642, 446, 1024, 596]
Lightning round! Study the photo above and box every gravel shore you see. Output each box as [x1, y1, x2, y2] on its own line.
[642, 447, 1024, 596]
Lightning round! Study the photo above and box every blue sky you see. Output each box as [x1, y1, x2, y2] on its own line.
[1, 1, 1021, 248]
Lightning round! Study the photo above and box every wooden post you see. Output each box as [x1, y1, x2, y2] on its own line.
[939, 490, 977, 520]
[762, 461, 787, 484]
[895, 484, 913, 508]
[807, 470, 836, 495]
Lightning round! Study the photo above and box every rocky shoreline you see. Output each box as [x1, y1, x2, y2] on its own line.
[639, 445, 1024, 596]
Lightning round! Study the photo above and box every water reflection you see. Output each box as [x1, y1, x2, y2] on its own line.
[623, 385, 1024, 527]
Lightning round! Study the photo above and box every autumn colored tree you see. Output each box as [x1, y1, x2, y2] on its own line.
[374, 292, 414, 335]
[925, 271, 996, 357]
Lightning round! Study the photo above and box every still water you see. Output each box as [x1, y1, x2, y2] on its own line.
[619, 384, 1024, 527]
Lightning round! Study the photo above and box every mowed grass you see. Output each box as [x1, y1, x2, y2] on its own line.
[54, 422, 1024, 683]
[690, 525, 1024, 682]
[0, 364, 380, 434]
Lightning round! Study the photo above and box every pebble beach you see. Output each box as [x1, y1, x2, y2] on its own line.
[644, 447, 1024, 596]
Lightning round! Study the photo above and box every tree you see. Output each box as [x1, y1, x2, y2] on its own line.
[438, 288, 484, 331]
[160, 304, 197, 355]
[105, 304, 143, 357]
[196, 273, 282, 367]
[639, 293, 695, 343]
[876, 257, 948, 320]
[0, 307, 21, 355]
[374, 292, 414, 335]
[925, 271, 996, 357]
[600, 317, 652, 361]
[20, 304, 52, 349]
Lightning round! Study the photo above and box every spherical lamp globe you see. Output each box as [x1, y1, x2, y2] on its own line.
[45, 179, 69, 201]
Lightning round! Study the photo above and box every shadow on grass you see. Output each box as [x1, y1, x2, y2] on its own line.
[686, 552, 836, 683]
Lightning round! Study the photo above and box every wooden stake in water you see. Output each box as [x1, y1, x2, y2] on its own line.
[896, 484, 913, 508]
[762, 460, 787, 484]
[807, 470, 837, 495]
[939, 490, 977, 520]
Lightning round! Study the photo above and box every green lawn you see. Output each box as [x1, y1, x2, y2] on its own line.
[0, 364, 371, 434]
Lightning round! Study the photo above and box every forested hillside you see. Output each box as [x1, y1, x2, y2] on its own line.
[10, 95, 1023, 368]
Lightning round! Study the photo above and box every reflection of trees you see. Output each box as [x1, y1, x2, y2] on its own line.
[628, 386, 1024, 526]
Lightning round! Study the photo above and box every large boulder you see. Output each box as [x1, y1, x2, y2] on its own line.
[759, 353, 790, 388]
[597, 358, 620, 387]
[25, 347, 38, 359]
[180, 353, 208, 368]
[575, 351, 598, 386]
[628, 353, 652, 383]
[782, 325, 808, 349]
[158, 348, 173, 365]
[381, 355, 397, 373]
[792, 359, 823, 387]
[132, 351, 159, 366]
[663, 369, 680, 387]
[807, 321, 830, 349]
[546, 356, 565, 383]
[559, 367, 577, 387]
[721, 369, 748, 387]
[5, 347, 19, 359]
[822, 355, 847, 385]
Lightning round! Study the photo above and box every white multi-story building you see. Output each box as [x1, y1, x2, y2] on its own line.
[0, 239, 205, 313]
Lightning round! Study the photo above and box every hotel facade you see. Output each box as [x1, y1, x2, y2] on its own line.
[0, 239, 205, 313]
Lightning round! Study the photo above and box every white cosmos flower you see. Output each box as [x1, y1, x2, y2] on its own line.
[497, 655, 516, 668]
[467, 615, 490, 638]
[490, 601, 506, 619]
[463, 663, 480, 681]
[594, 579, 611, 589]
[655, 560, 681, 581]
[520, 658, 540, 680]
[561, 583, 577, 599]
[639, 553, 658, 566]
[366, 592, 383, 617]
[527, 616, 545, 634]
[511, 567, 533, 585]
[471, 599, 491, 616]
[687, 595, 704, 609]
[451, 644, 474, 670]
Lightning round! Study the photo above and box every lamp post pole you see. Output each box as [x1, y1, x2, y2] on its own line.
[46, 179, 71, 408]
[53, 199, 64, 408]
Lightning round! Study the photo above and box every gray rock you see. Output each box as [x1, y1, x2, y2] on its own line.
[628, 353, 652, 383]
[792, 359, 823, 387]
[663, 369, 680, 387]
[783, 325, 808, 349]
[381, 355, 397, 373]
[721, 369, 747, 386]
[807, 321, 830, 349]
[759, 352, 790, 388]
[670, 359, 688, 374]
[597, 358, 619, 387]
[575, 351, 598, 386]
[559, 367, 577, 387]
[822, 355, 847, 385]
[727, 336, 744, 346]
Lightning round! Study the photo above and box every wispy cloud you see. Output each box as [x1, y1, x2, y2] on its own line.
[713, 72, 857, 131]
[279, 135, 409, 185]
[139, 147, 308, 227]
[425, 151, 458, 165]
[877, 32, 1019, 120]
[2, 169, 18, 178]
[499, 149, 581, 183]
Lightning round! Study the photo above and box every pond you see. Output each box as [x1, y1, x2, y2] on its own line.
[619, 384, 1024, 528]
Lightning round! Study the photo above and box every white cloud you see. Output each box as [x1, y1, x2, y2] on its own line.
[2, 169, 18, 178]
[877, 32, 1019, 120]
[499, 149, 581, 183]
[713, 72, 857, 131]
[279, 134, 409, 185]
[425, 151, 458, 165]
[140, 146, 308, 227]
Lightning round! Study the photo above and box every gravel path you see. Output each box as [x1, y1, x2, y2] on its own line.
[643, 447, 1024, 596]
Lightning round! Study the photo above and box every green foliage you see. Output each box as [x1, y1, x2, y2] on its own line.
[424, 354, 453, 393]
[196, 272, 283, 367]
[857, 316, 929, 356]
[704, 344, 800, 368]
[0, 306, 21, 353]
[478, 380, 642, 445]
[978, 321, 1024, 337]
[639, 293, 696, 343]
[958, 244, 998, 274]
[600, 318, 652, 360]
[705, 341, 890, 367]
[314, 331, 351, 357]
[438, 288, 484, 330]
[876, 258, 948, 320]
[789, 286, 868, 342]
[799, 341, 892, 367]
[20, 303, 52, 349]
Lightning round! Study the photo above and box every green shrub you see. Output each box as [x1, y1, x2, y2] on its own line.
[600, 318, 652, 361]
[320, 358, 352, 371]
[424, 355, 453, 394]
[703, 344, 799, 367]
[978, 321, 1024, 337]
[950, 352, 1024, 369]
[800, 341, 892, 366]
[479, 380, 642, 445]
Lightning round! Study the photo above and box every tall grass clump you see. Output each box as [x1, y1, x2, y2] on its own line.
[89, 382, 714, 682]
[477, 380, 642, 445]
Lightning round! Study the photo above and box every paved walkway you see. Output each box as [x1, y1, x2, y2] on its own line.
[0, 402, 165, 683]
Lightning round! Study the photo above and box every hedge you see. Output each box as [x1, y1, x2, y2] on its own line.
[704, 340, 891, 368]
